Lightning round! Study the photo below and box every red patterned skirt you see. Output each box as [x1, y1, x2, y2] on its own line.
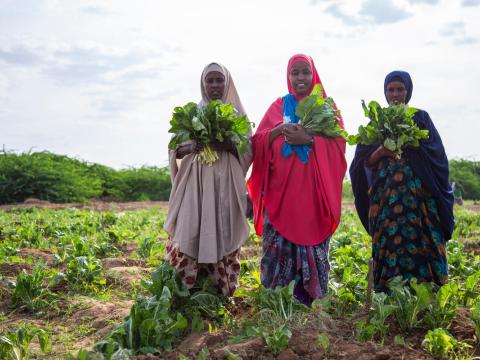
[165, 239, 241, 296]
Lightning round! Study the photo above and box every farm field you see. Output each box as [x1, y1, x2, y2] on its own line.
[0, 202, 479, 359]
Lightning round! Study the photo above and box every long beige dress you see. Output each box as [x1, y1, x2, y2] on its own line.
[164, 63, 251, 296]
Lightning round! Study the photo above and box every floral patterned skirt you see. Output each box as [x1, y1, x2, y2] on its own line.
[165, 239, 241, 297]
[261, 211, 330, 306]
[369, 158, 448, 292]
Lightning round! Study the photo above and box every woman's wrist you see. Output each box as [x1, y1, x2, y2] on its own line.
[308, 132, 314, 145]
[176, 144, 192, 159]
[366, 147, 381, 166]
[269, 125, 285, 145]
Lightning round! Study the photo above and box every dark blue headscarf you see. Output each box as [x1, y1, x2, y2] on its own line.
[350, 72, 454, 241]
[384, 70, 413, 104]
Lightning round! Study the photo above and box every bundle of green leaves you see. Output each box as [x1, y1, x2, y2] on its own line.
[168, 100, 252, 166]
[347, 100, 429, 159]
[295, 84, 346, 138]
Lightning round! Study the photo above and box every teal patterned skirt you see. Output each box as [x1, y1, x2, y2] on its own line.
[369, 158, 448, 292]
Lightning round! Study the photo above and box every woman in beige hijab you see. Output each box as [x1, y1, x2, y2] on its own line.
[164, 63, 251, 296]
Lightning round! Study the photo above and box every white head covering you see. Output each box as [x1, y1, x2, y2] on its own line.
[199, 62, 248, 117]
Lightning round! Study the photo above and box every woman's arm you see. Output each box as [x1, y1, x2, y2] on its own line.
[269, 124, 286, 145]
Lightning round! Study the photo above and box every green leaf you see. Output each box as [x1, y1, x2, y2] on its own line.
[317, 333, 330, 352]
[394, 335, 405, 345]
[296, 88, 344, 138]
[383, 138, 397, 151]
[192, 116, 206, 132]
[224, 349, 243, 360]
[197, 347, 210, 360]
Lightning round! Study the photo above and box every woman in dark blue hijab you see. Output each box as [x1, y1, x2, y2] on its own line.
[349, 70, 454, 292]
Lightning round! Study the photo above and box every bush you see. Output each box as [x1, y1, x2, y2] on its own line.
[449, 159, 480, 200]
[116, 166, 171, 201]
[0, 151, 102, 203]
[0, 150, 172, 204]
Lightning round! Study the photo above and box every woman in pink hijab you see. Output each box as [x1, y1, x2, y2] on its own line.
[247, 54, 346, 305]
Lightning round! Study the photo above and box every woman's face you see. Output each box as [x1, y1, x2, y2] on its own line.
[289, 61, 313, 95]
[205, 71, 225, 100]
[386, 81, 407, 104]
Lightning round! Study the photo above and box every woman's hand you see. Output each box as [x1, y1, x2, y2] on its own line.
[269, 123, 312, 146]
[210, 140, 237, 155]
[283, 124, 313, 145]
[176, 141, 203, 159]
[367, 145, 395, 166]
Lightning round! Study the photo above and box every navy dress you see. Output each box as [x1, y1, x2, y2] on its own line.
[349, 110, 454, 292]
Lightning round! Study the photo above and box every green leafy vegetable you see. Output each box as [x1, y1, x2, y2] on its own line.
[422, 328, 471, 359]
[296, 84, 346, 138]
[168, 100, 253, 166]
[347, 100, 429, 159]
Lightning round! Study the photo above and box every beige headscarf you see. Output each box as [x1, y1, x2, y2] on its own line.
[169, 63, 252, 179]
[199, 62, 248, 117]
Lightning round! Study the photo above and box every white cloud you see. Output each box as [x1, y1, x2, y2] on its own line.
[79, 5, 112, 16]
[360, 0, 412, 24]
[0, 41, 180, 118]
[0, 45, 44, 66]
[325, 3, 361, 26]
[406, 0, 439, 4]
[454, 36, 479, 45]
[462, 0, 480, 6]
[439, 21, 478, 46]
[324, 0, 412, 26]
[440, 21, 465, 37]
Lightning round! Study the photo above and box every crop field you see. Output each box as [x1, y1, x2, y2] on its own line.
[0, 203, 479, 359]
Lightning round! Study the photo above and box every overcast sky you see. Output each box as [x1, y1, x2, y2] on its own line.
[1, 0, 479, 170]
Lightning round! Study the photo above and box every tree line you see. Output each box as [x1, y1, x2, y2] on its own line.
[0, 151, 479, 204]
[0, 151, 171, 204]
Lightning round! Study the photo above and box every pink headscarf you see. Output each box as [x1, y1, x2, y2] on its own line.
[285, 54, 343, 127]
[287, 54, 323, 99]
[247, 54, 346, 246]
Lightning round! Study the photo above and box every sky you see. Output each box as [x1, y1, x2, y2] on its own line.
[1, 0, 479, 170]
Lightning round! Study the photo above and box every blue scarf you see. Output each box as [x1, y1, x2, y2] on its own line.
[281, 94, 310, 164]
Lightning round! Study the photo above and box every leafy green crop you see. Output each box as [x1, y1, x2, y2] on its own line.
[2, 204, 480, 357]
[258, 323, 292, 355]
[471, 302, 480, 340]
[422, 328, 470, 359]
[296, 84, 346, 138]
[9, 260, 55, 312]
[347, 100, 429, 159]
[0, 325, 51, 360]
[388, 277, 430, 331]
[423, 282, 458, 330]
[355, 292, 397, 342]
[66, 255, 106, 292]
[168, 100, 252, 165]
[94, 262, 227, 357]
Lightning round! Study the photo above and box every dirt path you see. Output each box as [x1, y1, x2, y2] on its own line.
[2, 199, 479, 213]
[0, 199, 168, 211]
